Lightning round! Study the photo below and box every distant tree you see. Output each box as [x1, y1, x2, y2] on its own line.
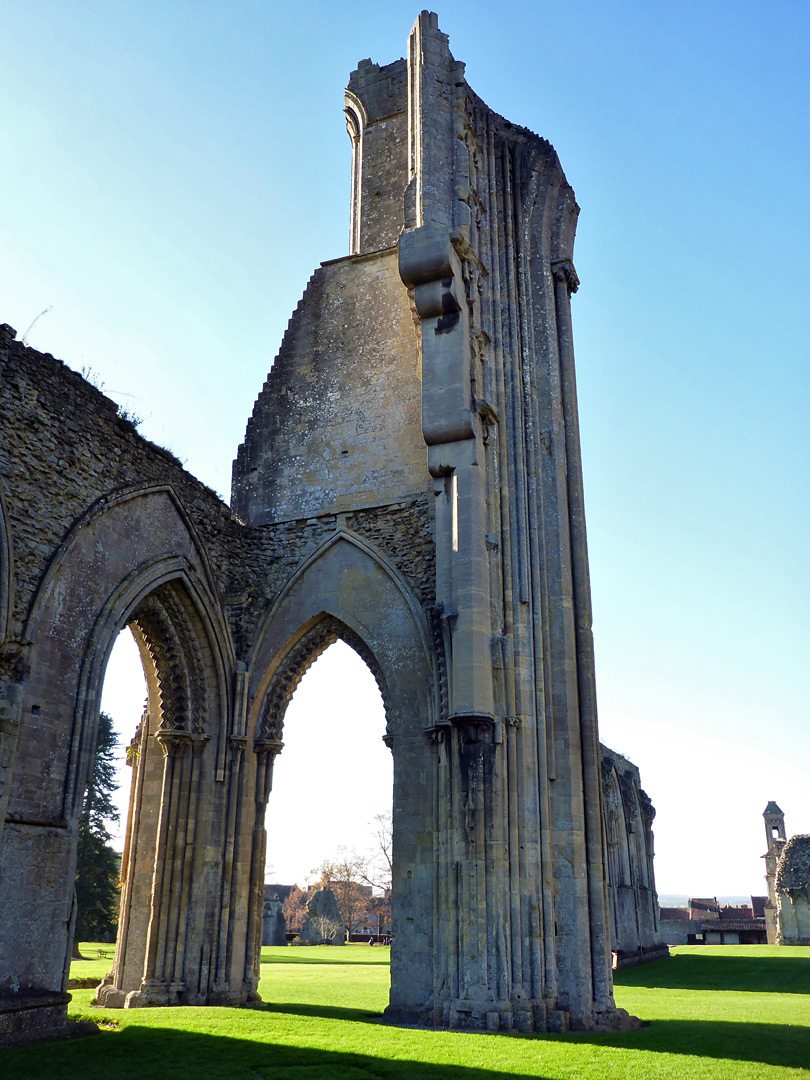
[74, 712, 120, 949]
[367, 891, 392, 937]
[360, 812, 392, 894]
[360, 813, 392, 937]
[312, 848, 371, 934]
[282, 884, 310, 935]
[308, 911, 343, 945]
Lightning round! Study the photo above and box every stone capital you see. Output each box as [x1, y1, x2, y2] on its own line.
[155, 728, 193, 758]
[253, 738, 283, 759]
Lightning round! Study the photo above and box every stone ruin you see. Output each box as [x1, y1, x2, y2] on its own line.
[261, 885, 292, 947]
[601, 748, 667, 968]
[763, 803, 810, 946]
[299, 888, 344, 946]
[774, 836, 810, 945]
[0, 12, 664, 1043]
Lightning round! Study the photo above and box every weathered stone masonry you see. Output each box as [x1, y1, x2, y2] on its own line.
[0, 13, 663, 1044]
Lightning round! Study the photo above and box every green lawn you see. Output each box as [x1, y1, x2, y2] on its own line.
[3, 945, 808, 1078]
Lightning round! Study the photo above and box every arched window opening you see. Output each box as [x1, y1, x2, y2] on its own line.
[90, 579, 222, 1008]
[344, 93, 365, 255]
[71, 627, 146, 953]
[263, 639, 393, 944]
[100, 627, 148, 849]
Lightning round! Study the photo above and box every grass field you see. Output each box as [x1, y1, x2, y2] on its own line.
[2, 944, 808, 1078]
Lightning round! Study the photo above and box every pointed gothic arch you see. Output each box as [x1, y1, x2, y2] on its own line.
[4, 486, 239, 1011]
[256, 613, 395, 748]
[241, 529, 438, 1017]
[344, 90, 367, 256]
[96, 574, 232, 1008]
[247, 529, 435, 740]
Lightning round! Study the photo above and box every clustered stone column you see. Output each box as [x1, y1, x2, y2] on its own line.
[244, 737, 283, 996]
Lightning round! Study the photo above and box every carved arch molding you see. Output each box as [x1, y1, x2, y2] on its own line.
[257, 616, 394, 748]
[128, 580, 209, 737]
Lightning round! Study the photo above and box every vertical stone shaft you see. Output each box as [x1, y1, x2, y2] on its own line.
[396, 10, 621, 1031]
[244, 743, 279, 992]
[170, 737, 205, 989]
[552, 261, 613, 1013]
[110, 724, 146, 994]
[499, 135, 553, 1023]
[213, 738, 245, 993]
[127, 730, 190, 1004]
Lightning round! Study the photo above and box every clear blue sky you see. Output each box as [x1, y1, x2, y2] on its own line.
[3, 1, 808, 895]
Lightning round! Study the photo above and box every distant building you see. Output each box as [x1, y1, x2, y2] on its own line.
[659, 897, 767, 946]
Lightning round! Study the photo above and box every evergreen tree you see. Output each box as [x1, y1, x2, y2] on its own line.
[74, 711, 121, 946]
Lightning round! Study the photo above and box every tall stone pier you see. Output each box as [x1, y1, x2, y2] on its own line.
[233, 12, 628, 1032]
[0, 12, 637, 1041]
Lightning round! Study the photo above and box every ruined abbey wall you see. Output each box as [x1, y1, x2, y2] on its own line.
[232, 251, 426, 526]
[600, 747, 666, 967]
[0, 325, 248, 1033]
[775, 836, 810, 946]
[0, 13, 665, 1044]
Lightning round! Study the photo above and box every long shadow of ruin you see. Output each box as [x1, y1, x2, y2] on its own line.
[582, 1018, 810, 1072]
[1, 1025, 551, 1080]
[614, 952, 810, 994]
[3, 1013, 810, 1077]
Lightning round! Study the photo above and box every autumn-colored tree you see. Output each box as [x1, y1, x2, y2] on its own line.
[282, 884, 310, 934]
[366, 891, 392, 936]
[311, 848, 372, 934]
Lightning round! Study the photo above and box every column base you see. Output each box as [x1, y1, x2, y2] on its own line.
[125, 980, 171, 1008]
[612, 943, 670, 970]
[385, 994, 640, 1034]
[589, 1007, 643, 1033]
[0, 991, 98, 1045]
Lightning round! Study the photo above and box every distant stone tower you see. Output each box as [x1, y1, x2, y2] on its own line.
[763, 801, 787, 944]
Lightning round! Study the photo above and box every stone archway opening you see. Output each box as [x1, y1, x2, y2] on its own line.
[68, 627, 149, 957]
[263, 638, 393, 944]
[93, 578, 227, 1009]
[99, 628, 148, 855]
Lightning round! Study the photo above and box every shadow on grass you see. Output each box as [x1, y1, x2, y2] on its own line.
[1, 1025, 551, 1080]
[253, 1001, 810, 1071]
[261, 954, 390, 967]
[614, 952, 810, 994]
[252, 1000, 383, 1023]
[583, 1018, 810, 1072]
[5, 1013, 810, 1079]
